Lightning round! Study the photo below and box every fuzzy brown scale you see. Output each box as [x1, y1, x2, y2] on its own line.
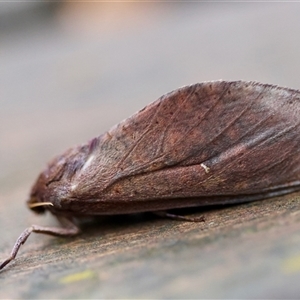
[2, 80, 300, 270]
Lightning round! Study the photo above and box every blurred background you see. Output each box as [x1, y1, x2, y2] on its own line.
[1, 2, 300, 298]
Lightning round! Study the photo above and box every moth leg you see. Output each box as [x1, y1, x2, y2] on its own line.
[153, 211, 205, 222]
[0, 218, 80, 271]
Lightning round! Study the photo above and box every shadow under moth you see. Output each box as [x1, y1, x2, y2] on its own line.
[2, 80, 300, 270]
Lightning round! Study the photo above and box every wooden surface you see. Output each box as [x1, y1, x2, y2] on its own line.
[1, 3, 300, 298]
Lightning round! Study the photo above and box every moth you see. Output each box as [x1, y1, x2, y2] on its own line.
[2, 80, 300, 270]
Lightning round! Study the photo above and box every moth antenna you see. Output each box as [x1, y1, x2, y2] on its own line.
[28, 202, 54, 208]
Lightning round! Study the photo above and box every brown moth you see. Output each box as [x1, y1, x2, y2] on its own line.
[2, 80, 300, 270]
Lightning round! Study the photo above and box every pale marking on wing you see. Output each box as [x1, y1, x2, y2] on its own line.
[81, 154, 95, 172]
[173, 85, 266, 171]
[113, 85, 224, 176]
[164, 86, 273, 185]
[71, 183, 78, 191]
[108, 83, 262, 181]
[132, 83, 298, 179]
[196, 115, 299, 189]
[108, 85, 231, 179]
[201, 163, 210, 173]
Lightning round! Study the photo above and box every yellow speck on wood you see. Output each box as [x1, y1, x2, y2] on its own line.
[60, 270, 96, 284]
[282, 254, 300, 274]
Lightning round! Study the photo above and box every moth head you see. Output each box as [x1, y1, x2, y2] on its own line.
[26, 153, 68, 214]
[27, 171, 53, 214]
[26, 145, 89, 214]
